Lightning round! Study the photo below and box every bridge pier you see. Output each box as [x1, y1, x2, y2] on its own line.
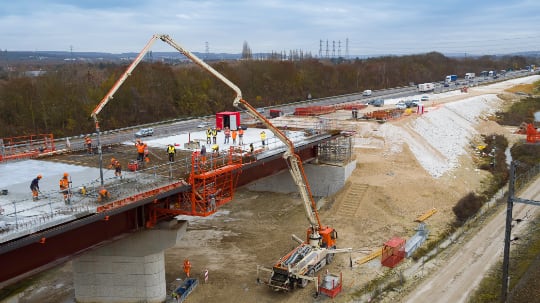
[246, 160, 356, 197]
[73, 220, 187, 303]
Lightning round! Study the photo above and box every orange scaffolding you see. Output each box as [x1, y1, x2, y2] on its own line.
[184, 148, 243, 216]
[143, 147, 243, 227]
[0, 134, 55, 162]
[526, 123, 540, 143]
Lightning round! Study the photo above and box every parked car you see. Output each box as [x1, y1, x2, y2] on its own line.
[362, 89, 373, 96]
[134, 128, 154, 137]
[197, 122, 211, 128]
[395, 102, 407, 110]
[421, 95, 430, 102]
[412, 100, 422, 107]
[369, 99, 384, 107]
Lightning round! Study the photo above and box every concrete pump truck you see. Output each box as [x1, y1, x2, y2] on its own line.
[111, 34, 349, 293]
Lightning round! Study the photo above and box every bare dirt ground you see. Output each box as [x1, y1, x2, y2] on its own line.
[5, 82, 533, 303]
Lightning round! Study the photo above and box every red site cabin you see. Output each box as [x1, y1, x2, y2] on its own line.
[215, 112, 240, 130]
[381, 237, 406, 268]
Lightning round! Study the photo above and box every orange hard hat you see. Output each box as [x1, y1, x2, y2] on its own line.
[37, 174, 42, 179]
[63, 172, 69, 177]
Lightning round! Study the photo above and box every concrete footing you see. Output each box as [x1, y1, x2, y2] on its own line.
[247, 160, 356, 196]
[73, 220, 187, 303]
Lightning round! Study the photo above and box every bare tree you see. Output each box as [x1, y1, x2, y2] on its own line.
[241, 41, 252, 60]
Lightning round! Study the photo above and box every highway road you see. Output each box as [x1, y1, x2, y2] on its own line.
[49, 69, 535, 152]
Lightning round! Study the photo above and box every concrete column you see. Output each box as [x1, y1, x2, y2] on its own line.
[246, 160, 356, 197]
[73, 220, 187, 303]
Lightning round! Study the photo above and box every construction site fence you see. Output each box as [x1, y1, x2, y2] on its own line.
[514, 163, 540, 193]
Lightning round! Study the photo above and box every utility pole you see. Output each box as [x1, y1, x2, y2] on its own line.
[501, 161, 540, 302]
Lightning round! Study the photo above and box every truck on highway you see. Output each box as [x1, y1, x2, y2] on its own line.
[418, 83, 435, 92]
[445, 75, 458, 83]
[465, 73, 475, 80]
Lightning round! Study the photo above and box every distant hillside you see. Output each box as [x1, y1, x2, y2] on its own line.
[0, 50, 242, 63]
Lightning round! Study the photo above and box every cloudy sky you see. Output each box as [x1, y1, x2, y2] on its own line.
[1, 0, 539, 56]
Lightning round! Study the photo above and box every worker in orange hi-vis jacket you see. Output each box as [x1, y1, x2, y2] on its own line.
[238, 126, 244, 145]
[59, 172, 71, 205]
[183, 259, 192, 278]
[98, 187, 110, 202]
[144, 143, 150, 163]
[223, 127, 230, 144]
[85, 136, 92, 154]
[231, 129, 237, 145]
[135, 139, 145, 162]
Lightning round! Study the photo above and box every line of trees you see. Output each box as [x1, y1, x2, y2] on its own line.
[0, 52, 533, 138]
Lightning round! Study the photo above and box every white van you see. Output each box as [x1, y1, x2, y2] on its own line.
[362, 89, 372, 96]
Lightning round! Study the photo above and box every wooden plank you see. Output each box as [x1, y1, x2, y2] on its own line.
[356, 248, 382, 265]
[415, 208, 437, 222]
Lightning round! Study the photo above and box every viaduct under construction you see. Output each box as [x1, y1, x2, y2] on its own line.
[0, 34, 356, 302]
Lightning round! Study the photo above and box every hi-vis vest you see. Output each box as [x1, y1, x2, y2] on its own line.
[167, 145, 176, 154]
[59, 177, 69, 190]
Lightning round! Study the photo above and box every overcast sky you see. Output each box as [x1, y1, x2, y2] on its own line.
[1, 0, 539, 56]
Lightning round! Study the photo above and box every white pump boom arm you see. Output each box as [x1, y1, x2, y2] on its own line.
[157, 35, 323, 231]
[89, 34, 322, 231]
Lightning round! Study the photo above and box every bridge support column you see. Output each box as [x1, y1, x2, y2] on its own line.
[73, 220, 187, 303]
[246, 160, 356, 197]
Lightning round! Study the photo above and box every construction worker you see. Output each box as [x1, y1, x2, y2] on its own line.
[211, 128, 217, 144]
[223, 127, 230, 144]
[249, 143, 254, 154]
[98, 187, 110, 203]
[59, 172, 71, 204]
[238, 126, 244, 145]
[30, 174, 42, 201]
[85, 135, 92, 154]
[206, 127, 212, 145]
[167, 144, 176, 162]
[200, 145, 207, 162]
[260, 131, 267, 147]
[143, 142, 150, 163]
[208, 193, 216, 211]
[211, 144, 219, 154]
[231, 129, 238, 145]
[135, 139, 145, 162]
[108, 157, 117, 169]
[113, 159, 122, 177]
[183, 259, 192, 278]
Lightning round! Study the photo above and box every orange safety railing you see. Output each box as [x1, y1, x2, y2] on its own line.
[363, 109, 403, 121]
[0, 134, 55, 162]
[295, 106, 336, 116]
